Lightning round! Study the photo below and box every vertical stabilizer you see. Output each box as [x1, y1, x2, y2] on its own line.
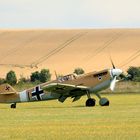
[0, 84, 17, 94]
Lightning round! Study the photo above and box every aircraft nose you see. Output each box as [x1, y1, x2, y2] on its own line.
[111, 69, 123, 77]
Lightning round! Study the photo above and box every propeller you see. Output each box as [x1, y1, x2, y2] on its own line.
[110, 57, 128, 81]
[110, 57, 115, 69]
[109, 58, 122, 91]
[110, 76, 116, 91]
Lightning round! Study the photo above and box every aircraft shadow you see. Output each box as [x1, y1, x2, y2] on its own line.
[23, 105, 86, 109]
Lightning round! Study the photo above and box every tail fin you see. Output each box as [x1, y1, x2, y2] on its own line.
[0, 84, 17, 94]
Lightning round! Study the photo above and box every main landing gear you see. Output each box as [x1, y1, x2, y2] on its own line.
[11, 103, 16, 109]
[86, 92, 96, 107]
[99, 97, 109, 106]
[86, 98, 96, 107]
[85, 92, 109, 107]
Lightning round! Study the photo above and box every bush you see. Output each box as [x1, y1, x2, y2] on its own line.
[0, 78, 6, 85]
[30, 69, 51, 83]
[133, 77, 140, 82]
[74, 68, 85, 75]
[40, 69, 51, 83]
[30, 71, 40, 82]
[6, 70, 17, 85]
[127, 67, 140, 81]
[18, 75, 30, 84]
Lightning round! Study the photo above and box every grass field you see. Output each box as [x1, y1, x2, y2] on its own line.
[0, 93, 140, 140]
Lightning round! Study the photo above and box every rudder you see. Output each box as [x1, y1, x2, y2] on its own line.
[0, 84, 17, 94]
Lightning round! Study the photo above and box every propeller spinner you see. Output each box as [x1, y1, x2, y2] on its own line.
[109, 59, 123, 91]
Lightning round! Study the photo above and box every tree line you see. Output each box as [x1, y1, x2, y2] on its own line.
[0, 68, 85, 86]
[0, 66, 140, 86]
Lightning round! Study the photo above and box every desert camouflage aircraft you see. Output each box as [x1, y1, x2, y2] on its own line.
[0, 63, 122, 108]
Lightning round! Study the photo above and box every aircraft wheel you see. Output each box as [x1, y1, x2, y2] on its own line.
[99, 98, 109, 106]
[11, 103, 16, 109]
[86, 98, 96, 107]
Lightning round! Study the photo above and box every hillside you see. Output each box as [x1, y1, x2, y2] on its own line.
[0, 29, 140, 79]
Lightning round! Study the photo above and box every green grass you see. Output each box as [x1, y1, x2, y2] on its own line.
[0, 93, 140, 140]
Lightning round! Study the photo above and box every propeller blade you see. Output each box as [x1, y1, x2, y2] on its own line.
[110, 57, 116, 69]
[110, 76, 117, 91]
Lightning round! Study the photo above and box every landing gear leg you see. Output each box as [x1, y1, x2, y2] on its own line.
[95, 93, 109, 106]
[11, 103, 16, 109]
[85, 92, 96, 107]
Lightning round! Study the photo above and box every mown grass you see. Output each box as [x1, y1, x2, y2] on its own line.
[0, 93, 140, 140]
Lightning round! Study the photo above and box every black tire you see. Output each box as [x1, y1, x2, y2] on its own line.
[99, 98, 109, 106]
[86, 98, 96, 107]
[11, 103, 16, 109]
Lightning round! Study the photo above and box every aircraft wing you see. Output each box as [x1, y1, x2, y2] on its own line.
[42, 83, 89, 102]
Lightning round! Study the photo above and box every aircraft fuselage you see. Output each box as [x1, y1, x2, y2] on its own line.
[0, 69, 112, 104]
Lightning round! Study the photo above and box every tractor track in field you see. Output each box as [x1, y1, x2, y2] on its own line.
[83, 31, 124, 67]
[30, 31, 88, 67]
[0, 32, 46, 64]
[0, 31, 88, 68]
[119, 49, 140, 68]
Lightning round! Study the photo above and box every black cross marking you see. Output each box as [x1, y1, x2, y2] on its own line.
[5, 86, 10, 91]
[32, 86, 44, 101]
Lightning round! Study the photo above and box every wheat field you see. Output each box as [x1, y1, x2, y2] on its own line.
[0, 29, 140, 79]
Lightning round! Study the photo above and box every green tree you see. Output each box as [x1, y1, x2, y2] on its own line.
[6, 70, 17, 85]
[40, 69, 51, 83]
[74, 68, 85, 75]
[30, 71, 40, 82]
[127, 66, 140, 81]
[30, 69, 51, 83]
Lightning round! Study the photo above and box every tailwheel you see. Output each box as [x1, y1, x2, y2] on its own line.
[86, 98, 96, 107]
[99, 97, 109, 106]
[11, 103, 16, 109]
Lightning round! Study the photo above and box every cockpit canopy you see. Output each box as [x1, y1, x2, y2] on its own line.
[57, 73, 77, 82]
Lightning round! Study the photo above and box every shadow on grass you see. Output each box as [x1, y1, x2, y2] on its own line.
[21, 105, 86, 109]
[0, 105, 102, 109]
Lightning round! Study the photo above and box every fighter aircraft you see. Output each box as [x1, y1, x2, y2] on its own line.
[0, 62, 122, 108]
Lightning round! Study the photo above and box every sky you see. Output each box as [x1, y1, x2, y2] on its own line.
[0, 0, 140, 29]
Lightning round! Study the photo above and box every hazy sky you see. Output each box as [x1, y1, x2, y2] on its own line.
[0, 0, 140, 28]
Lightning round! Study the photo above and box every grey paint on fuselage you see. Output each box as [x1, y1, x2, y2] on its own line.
[89, 79, 111, 93]
[18, 91, 60, 103]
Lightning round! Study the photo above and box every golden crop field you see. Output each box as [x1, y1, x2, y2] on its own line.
[0, 93, 140, 140]
[0, 29, 140, 79]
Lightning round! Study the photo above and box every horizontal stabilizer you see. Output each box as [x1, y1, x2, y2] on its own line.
[0, 84, 17, 95]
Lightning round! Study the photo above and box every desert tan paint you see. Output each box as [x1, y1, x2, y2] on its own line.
[41, 69, 110, 87]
